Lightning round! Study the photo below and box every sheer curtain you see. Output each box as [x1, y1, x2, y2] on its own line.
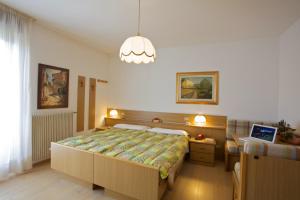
[0, 4, 32, 181]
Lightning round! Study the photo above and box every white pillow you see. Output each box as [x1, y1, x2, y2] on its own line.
[113, 124, 150, 131]
[148, 127, 188, 136]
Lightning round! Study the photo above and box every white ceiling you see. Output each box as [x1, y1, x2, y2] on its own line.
[2, 0, 300, 53]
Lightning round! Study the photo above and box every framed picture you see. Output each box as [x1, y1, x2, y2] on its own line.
[176, 71, 219, 105]
[37, 63, 69, 109]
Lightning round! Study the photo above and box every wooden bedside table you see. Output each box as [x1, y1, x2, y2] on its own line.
[189, 137, 216, 166]
[94, 126, 110, 132]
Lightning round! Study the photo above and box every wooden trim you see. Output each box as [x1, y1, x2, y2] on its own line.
[97, 79, 108, 83]
[232, 171, 239, 200]
[176, 71, 219, 105]
[88, 78, 96, 129]
[239, 153, 247, 200]
[77, 76, 85, 132]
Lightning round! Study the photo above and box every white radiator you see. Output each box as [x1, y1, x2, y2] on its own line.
[32, 112, 74, 163]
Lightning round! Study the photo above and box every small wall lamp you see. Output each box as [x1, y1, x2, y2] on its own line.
[194, 115, 206, 126]
[109, 109, 119, 118]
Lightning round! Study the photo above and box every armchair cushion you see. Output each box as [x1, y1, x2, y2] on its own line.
[226, 140, 240, 154]
[244, 142, 300, 161]
[227, 120, 250, 139]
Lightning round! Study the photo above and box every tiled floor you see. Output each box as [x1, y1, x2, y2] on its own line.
[0, 161, 232, 200]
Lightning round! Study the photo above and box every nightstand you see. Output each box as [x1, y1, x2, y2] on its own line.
[94, 126, 110, 132]
[189, 137, 216, 166]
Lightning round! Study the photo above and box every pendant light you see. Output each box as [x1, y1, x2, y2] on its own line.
[119, 0, 156, 64]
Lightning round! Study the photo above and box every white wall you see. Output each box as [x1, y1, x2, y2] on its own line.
[30, 23, 109, 131]
[29, 18, 300, 129]
[279, 19, 300, 130]
[108, 38, 279, 121]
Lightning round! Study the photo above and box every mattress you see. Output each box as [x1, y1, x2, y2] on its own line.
[57, 128, 188, 179]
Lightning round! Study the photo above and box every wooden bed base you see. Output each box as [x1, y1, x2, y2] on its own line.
[51, 142, 166, 200]
[51, 142, 94, 183]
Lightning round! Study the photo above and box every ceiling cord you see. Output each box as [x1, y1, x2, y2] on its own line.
[137, 0, 141, 36]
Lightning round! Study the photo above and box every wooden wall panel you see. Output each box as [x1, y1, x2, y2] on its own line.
[77, 76, 85, 132]
[88, 78, 96, 129]
[107, 108, 227, 128]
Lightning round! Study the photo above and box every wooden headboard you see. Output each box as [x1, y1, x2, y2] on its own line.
[105, 108, 227, 160]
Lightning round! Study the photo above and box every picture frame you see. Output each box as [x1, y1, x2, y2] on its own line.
[176, 71, 219, 105]
[37, 63, 69, 109]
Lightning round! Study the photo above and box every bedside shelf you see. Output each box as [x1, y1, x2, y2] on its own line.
[188, 124, 226, 130]
[189, 137, 216, 166]
[94, 126, 110, 132]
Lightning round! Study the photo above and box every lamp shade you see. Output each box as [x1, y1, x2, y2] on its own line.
[109, 109, 118, 118]
[194, 115, 206, 125]
[119, 36, 156, 64]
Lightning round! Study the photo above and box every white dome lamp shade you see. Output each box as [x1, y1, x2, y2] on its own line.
[120, 36, 156, 64]
[194, 115, 206, 126]
[119, 0, 156, 64]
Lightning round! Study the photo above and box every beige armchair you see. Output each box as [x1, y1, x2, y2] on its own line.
[225, 120, 275, 171]
[232, 142, 300, 200]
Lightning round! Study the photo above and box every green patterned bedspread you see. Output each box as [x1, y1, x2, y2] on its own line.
[57, 128, 188, 179]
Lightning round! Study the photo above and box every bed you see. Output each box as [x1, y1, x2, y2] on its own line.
[51, 127, 189, 200]
[51, 109, 227, 200]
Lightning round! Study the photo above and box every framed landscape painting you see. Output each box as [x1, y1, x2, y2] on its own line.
[37, 64, 69, 109]
[176, 71, 219, 105]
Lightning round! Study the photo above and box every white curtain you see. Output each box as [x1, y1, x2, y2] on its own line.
[0, 4, 32, 181]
